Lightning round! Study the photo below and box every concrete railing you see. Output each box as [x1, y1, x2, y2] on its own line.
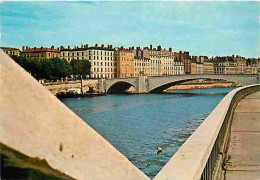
[154, 84, 259, 180]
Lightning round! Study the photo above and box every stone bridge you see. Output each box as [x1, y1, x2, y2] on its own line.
[98, 74, 260, 93]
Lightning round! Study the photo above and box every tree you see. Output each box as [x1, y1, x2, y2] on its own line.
[81, 60, 91, 77]
[70, 59, 91, 78]
[39, 59, 54, 79]
[50, 57, 72, 80]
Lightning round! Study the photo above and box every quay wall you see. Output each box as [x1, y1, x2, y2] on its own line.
[154, 84, 260, 180]
[167, 82, 239, 90]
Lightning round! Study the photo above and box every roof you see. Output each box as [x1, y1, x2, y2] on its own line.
[0, 47, 20, 51]
[60, 47, 115, 52]
[21, 47, 60, 53]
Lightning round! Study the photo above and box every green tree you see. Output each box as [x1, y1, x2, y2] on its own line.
[70, 59, 91, 78]
[39, 59, 54, 79]
[50, 57, 72, 80]
[27, 58, 42, 79]
[81, 60, 91, 77]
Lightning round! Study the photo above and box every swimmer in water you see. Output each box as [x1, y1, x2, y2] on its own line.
[157, 146, 162, 155]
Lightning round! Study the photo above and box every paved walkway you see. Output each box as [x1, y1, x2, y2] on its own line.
[226, 91, 260, 180]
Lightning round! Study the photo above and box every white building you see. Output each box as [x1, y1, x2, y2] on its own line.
[60, 44, 116, 79]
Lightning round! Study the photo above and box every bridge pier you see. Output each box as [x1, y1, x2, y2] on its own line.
[136, 76, 148, 93]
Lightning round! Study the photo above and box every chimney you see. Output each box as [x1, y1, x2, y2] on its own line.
[81, 45, 83, 48]
[26, 46, 28, 50]
[110, 45, 113, 49]
[68, 45, 70, 49]
[57, 47, 59, 50]
[22, 46, 25, 51]
[95, 44, 98, 48]
[157, 45, 162, 51]
[101, 44, 104, 48]
[34, 47, 36, 50]
[41, 46, 43, 50]
[85, 44, 88, 48]
[120, 46, 123, 50]
[129, 47, 131, 50]
[150, 44, 153, 50]
[132, 46, 134, 50]
[169, 47, 172, 52]
[51, 45, 54, 49]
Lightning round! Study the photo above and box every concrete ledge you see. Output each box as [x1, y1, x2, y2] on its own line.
[153, 83, 260, 180]
[0, 50, 149, 180]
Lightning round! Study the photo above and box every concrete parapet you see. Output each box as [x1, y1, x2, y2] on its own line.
[153, 84, 260, 180]
[0, 50, 149, 179]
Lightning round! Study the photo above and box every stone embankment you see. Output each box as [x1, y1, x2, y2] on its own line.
[167, 82, 240, 90]
[44, 82, 81, 95]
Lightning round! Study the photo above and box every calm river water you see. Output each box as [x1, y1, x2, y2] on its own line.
[61, 87, 235, 178]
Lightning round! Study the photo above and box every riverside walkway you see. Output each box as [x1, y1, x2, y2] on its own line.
[226, 91, 260, 180]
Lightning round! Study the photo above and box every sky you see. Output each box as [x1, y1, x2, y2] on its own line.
[1, 1, 259, 58]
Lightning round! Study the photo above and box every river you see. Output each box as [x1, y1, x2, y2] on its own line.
[61, 87, 235, 178]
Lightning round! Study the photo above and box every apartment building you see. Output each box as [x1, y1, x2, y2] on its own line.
[174, 61, 185, 75]
[60, 44, 116, 79]
[203, 61, 214, 74]
[114, 48, 134, 78]
[233, 55, 247, 74]
[1, 47, 20, 56]
[143, 45, 176, 76]
[214, 61, 238, 74]
[134, 56, 151, 76]
[20, 46, 60, 60]
[174, 51, 191, 74]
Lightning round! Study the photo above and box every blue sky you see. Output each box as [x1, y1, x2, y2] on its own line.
[1, 1, 259, 57]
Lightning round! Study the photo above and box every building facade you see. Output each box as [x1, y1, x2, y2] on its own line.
[115, 48, 134, 78]
[134, 56, 151, 77]
[60, 44, 116, 79]
[214, 61, 238, 74]
[203, 61, 214, 74]
[174, 61, 185, 75]
[143, 45, 177, 76]
[21, 46, 60, 60]
[1, 47, 20, 56]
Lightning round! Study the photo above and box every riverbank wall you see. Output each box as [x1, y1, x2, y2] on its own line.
[167, 82, 240, 90]
[44, 82, 81, 95]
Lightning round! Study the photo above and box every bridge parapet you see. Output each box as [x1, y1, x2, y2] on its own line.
[154, 84, 260, 180]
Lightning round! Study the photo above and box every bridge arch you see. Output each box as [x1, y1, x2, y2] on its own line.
[107, 81, 136, 94]
[149, 77, 236, 93]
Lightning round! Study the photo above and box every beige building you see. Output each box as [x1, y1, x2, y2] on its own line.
[174, 61, 185, 75]
[234, 56, 246, 74]
[60, 44, 116, 79]
[0, 47, 20, 56]
[191, 62, 197, 74]
[21, 46, 60, 60]
[143, 45, 180, 76]
[134, 56, 151, 76]
[114, 48, 134, 78]
[245, 64, 258, 74]
[203, 61, 214, 74]
[214, 61, 238, 74]
[197, 63, 204, 74]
